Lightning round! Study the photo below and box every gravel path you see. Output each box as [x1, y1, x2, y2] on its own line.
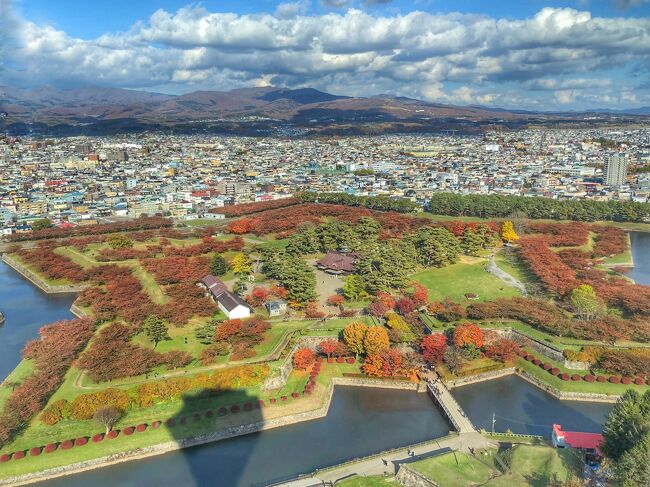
[486, 252, 527, 296]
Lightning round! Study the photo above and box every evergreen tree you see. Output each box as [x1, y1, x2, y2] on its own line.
[343, 274, 368, 301]
[412, 227, 462, 267]
[210, 254, 229, 276]
[601, 390, 650, 462]
[461, 229, 484, 256]
[143, 315, 169, 348]
[195, 320, 218, 344]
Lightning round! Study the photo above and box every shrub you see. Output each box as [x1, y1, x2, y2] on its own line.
[560, 373, 570, 381]
[0, 454, 9, 462]
[584, 375, 596, 383]
[60, 440, 74, 450]
[166, 418, 177, 426]
[30, 447, 41, 456]
[258, 400, 265, 407]
[218, 408, 227, 416]
[525, 354, 535, 362]
[123, 427, 135, 436]
[533, 359, 542, 366]
[136, 424, 147, 432]
[44, 443, 57, 453]
[243, 402, 253, 411]
[230, 405, 240, 413]
[92, 433, 104, 443]
[597, 375, 607, 383]
[75, 437, 88, 446]
[551, 368, 561, 376]
[621, 377, 632, 384]
[346, 357, 355, 364]
[336, 357, 344, 363]
[634, 377, 645, 385]
[13, 451, 25, 460]
[107, 430, 119, 439]
[206, 411, 213, 418]
[152, 421, 161, 429]
[543, 363, 552, 370]
[270, 398, 277, 404]
[292, 393, 300, 399]
[609, 376, 621, 384]
[571, 374, 581, 381]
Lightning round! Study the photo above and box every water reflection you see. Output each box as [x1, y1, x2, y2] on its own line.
[628, 231, 650, 286]
[453, 375, 612, 436]
[0, 261, 75, 380]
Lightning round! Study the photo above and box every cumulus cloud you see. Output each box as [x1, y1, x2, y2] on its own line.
[3, 1, 650, 109]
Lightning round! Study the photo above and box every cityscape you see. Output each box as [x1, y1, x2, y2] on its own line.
[1, 1, 650, 487]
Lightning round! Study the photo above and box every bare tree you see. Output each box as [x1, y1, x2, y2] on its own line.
[93, 406, 122, 434]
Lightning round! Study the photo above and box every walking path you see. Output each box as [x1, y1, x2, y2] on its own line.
[486, 251, 527, 296]
[273, 432, 495, 487]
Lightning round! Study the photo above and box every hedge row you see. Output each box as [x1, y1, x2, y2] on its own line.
[518, 350, 650, 386]
[0, 359, 352, 462]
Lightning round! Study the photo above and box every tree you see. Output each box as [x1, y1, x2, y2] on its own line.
[444, 346, 465, 374]
[343, 322, 368, 357]
[453, 323, 483, 349]
[106, 233, 134, 249]
[143, 315, 170, 348]
[381, 349, 402, 376]
[293, 348, 315, 370]
[411, 227, 462, 268]
[421, 334, 447, 365]
[601, 390, 650, 462]
[355, 217, 381, 241]
[461, 229, 484, 256]
[501, 221, 519, 244]
[231, 252, 252, 276]
[319, 339, 339, 359]
[343, 274, 368, 301]
[31, 218, 51, 232]
[93, 406, 122, 434]
[363, 353, 386, 377]
[570, 284, 602, 320]
[614, 432, 650, 487]
[210, 254, 229, 276]
[195, 320, 217, 345]
[363, 326, 390, 356]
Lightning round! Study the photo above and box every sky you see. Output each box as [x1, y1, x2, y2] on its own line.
[3, 0, 650, 110]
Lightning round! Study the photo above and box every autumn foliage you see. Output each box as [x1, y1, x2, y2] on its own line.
[0, 318, 95, 445]
[293, 348, 316, 370]
[452, 323, 483, 349]
[421, 334, 447, 365]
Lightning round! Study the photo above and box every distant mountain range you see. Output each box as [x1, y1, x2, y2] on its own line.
[1, 85, 649, 136]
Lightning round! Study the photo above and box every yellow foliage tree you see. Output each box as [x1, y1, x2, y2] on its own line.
[343, 321, 368, 357]
[501, 220, 519, 243]
[363, 326, 390, 356]
[231, 252, 252, 276]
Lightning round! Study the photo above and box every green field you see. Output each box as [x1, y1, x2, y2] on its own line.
[410, 445, 582, 487]
[412, 261, 520, 303]
[336, 476, 397, 487]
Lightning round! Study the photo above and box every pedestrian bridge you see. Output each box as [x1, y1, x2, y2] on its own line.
[426, 381, 476, 433]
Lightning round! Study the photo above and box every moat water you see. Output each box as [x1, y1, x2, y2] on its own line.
[2, 229, 649, 485]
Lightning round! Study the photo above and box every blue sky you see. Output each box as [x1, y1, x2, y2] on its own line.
[5, 0, 650, 109]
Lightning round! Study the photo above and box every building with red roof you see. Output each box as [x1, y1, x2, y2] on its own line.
[552, 424, 603, 455]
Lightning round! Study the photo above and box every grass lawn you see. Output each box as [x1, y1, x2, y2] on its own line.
[336, 476, 397, 487]
[516, 353, 649, 395]
[494, 250, 540, 288]
[437, 357, 504, 381]
[412, 261, 520, 303]
[411, 445, 582, 487]
[0, 360, 34, 410]
[128, 262, 169, 305]
[411, 450, 496, 485]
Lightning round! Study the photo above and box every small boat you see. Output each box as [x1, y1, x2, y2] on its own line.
[0, 311, 4, 325]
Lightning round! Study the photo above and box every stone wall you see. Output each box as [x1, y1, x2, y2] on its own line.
[516, 370, 618, 403]
[332, 376, 420, 391]
[447, 367, 516, 388]
[263, 336, 330, 391]
[1, 254, 87, 294]
[396, 465, 440, 487]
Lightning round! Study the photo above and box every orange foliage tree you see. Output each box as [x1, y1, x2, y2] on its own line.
[363, 326, 390, 356]
[293, 348, 315, 370]
[453, 323, 484, 349]
[343, 322, 368, 357]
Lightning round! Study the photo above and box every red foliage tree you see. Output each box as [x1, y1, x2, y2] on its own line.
[319, 339, 339, 359]
[421, 334, 447, 365]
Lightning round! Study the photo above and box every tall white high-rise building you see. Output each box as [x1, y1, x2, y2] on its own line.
[604, 154, 629, 186]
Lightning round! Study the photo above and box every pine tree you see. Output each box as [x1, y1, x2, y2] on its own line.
[210, 254, 229, 276]
[143, 315, 170, 348]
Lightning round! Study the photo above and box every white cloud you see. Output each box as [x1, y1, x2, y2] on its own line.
[3, 2, 650, 109]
